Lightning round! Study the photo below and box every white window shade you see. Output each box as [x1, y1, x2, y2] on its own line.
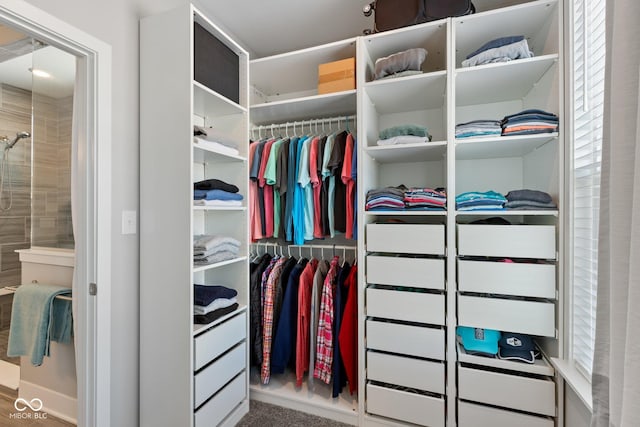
[571, 0, 606, 379]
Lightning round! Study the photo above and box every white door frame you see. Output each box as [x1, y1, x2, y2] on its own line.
[0, 1, 111, 426]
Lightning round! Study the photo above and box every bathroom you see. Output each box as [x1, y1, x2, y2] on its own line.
[0, 22, 77, 424]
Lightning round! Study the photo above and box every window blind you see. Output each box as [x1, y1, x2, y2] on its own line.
[571, 0, 606, 378]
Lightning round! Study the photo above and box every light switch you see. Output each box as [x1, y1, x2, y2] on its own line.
[122, 210, 137, 235]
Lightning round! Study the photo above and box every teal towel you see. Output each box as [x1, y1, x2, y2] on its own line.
[8, 283, 73, 366]
[379, 124, 431, 140]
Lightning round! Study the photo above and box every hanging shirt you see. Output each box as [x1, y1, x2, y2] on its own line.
[249, 141, 264, 241]
[292, 137, 307, 245]
[321, 134, 335, 237]
[271, 258, 308, 374]
[260, 256, 284, 384]
[272, 256, 297, 345]
[329, 131, 348, 233]
[258, 139, 275, 238]
[332, 262, 351, 397]
[310, 136, 325, 239]
[309, 259, 329, 385]
[339, 264, 358, 394]
[351, 139, 358, 240]
[341, 133, 355, 239]
[265, 138, 285, 238]
[284, 137, 299, 242]
[275, 138, 290, 239]
[314, 256, 340, 383]
[298, 136, 314, 242]
[249, 253, 272, 366]
[295, 258, 319, 386]
[252, 140, 267, 236]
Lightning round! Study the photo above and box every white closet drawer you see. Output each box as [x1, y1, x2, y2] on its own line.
[367, 255, 445, 290]
[458, 295, 555, 337]
[366, 320, 445, 360]
[458, 401, 554, 427]
[194, 342, 245, 408]
[367, 224, 445, 255]
[367, 288, 445, 325]
[194, 371, 246, 427]
[367, 383, 445, 427]
[458, 366, 555, 416]
[457, 224, 556, 259]
[194, 312, 246, 371]
[458, 260, 556, 299]
[367, 351, 445, 394]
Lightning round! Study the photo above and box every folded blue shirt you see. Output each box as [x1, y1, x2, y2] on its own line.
[466, 35, 525, 59]
[193, 189, 244, 201]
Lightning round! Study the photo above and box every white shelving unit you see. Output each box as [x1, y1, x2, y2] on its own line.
[247, 38, 360, 425]
[140, 4, 250, 427]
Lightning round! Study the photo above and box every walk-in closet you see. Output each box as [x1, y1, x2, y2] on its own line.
[140, 0, 566, 426]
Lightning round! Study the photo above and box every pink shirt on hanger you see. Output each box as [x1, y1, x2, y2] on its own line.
[259, 139, 275, 238]
[341, 133, 355, 239]
[309, 137, 323, 239]
[249, 141, 263, 241]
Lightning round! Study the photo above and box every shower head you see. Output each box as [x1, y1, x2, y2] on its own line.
[5, 131, 31, 150]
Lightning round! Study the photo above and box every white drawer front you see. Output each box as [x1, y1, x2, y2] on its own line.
[458, 295, 555, 337]
[194, 312, 246, 371]
[194, 342, 245, 408]
[458, 366, 555, 416]
[458, 401, 554, 427]
[457, 225, 556, 259]
[367, 224, 445, 255]
[367, 351, 445, 394]
[367, 383, 445, 427]
[367, 255, 445, 290]
[367, 288, 445, 325]
[367, 320, 445, 360]
[194, 371, 246, 427]
[458, 260, 556, 299]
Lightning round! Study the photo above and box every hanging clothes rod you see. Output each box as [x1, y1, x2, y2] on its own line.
[250, 242, 356, 251]
[250, 114, 356, 133]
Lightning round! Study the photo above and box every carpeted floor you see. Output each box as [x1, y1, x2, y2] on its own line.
[237, 400, 350, 427]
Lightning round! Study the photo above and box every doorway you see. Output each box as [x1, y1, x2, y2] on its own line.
[0, 1, 111, 426]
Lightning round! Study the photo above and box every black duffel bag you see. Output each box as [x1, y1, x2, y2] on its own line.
[364, 0, 475, 33]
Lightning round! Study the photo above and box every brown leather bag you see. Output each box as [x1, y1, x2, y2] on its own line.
[365, 0, 475, 33]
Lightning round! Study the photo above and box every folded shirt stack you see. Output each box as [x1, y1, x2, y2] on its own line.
[193, 235, 241, 265]
[504, 189, 557, 210]
[404, 187, 447, 210]
[193, 125, 240, 156]
[455, 120, 502, 139]
[462, 35, 534, 68]
[374, 48, 427, 80]
[501, 109, 559, 136]
[455, 191, 507, 211]
[365, 186, 406, 210]
[377, 124, 432, 146]
[193, 284, 239, 324]
[193, 178, 243, 207]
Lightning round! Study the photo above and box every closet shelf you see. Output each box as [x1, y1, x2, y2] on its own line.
[193, 141, 247, 163]
[365, 210, 447, 217]
[455, 54, 559, 106]
[250, 90, 357, 125]
[192, 205, 247, 212]
[454, 0, 559, 67]
[457, 342, 554, 377]
[192, 256, 247, 273]
[455, 132, 558, 160]
[250, 37, 357, 99]
[364, 71, 447, 113]
[364, 141, 447, 163]
[193, 304, 247, 337]
[193, 80, 247, 117]
[456, 210, 558, 217]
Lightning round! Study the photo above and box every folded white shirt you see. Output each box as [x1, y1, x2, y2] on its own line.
[194, 199, 243, 207]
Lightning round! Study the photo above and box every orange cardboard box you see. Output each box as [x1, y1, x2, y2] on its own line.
[318, 57, 356, 95]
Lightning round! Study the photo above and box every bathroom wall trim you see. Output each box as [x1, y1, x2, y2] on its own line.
[0, 1, 112, 426]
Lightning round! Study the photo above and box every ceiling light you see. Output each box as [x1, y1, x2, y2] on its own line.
[28, 68, 51, 78]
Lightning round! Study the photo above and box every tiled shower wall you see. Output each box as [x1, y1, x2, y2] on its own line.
[0, 83, 73, 288]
